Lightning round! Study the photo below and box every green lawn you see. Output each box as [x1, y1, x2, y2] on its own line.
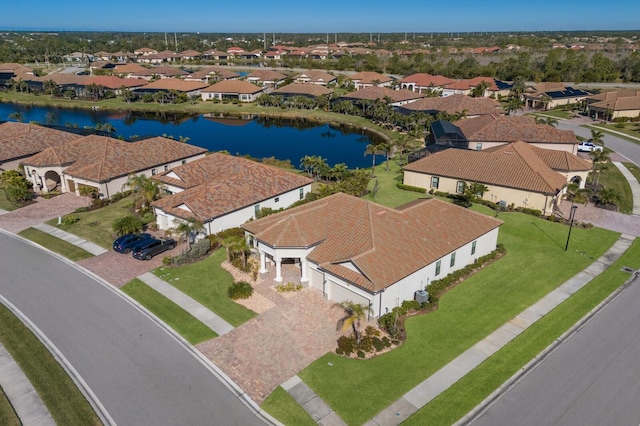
[261, 387, 316, 426]
[593, 160, 633, 213]
[121, 279, 217, 344]
[153, 248, 256, 327]
[624, 162, 640, 184]
[0, 387, 19, 426]
[46, 196, 134, 249]
[528, 109, 572, 119]
[0, 187, 17, 211]
[587, 122, 640, 142]
[0, 304, 101, 425]
[406, 238, 640, 425]
[18, 228, 94, 261]
[363, 161, 428, 208]
[295, 207, 619, 425]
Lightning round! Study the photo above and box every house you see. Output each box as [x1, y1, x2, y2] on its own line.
[399, 73, 455, 94]
[152, 153, 313, 235]
[226, 47, 245, 57]
[293, 70, 336, 85]
[403, 141, 592, 214]
[245, 70, 287, 88]
[184, 67, 240, 83]
[179, 50, 202, 61]
[22, 135, 206, 198]
[237, 50, 263, 60]
[114, 63, 148, 78]
[135, 79, 209, 97]
[136, 50, 182, 64]
[63, 52, 89, 62]
[271, 83, 333, 99]
[585, 90, 640, 121]
[202, 50, 229, 61]
[397, 94, 503, 118]
[134, 47, 157, 56]
[341, 86, 423, 106]
[350, 71, 393, 90]
[26, 73, 90, 97]
[441, 77, 512, 98]
[129, 66, 188, 80]
[201, 80, 266, 102]
[82, 76, 147, 94]
[524, 83, 591, 110]
[242, 192, 502, 317]
[0, 122, 82, 171]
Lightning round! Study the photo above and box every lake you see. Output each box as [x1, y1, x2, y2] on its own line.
[0, 103, 384, 169]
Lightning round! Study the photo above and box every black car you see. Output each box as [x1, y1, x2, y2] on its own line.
[132, 238, 177, 260]
[113, 233, 152, 253]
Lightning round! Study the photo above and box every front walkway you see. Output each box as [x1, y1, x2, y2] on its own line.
[0, 193, 86, 234]
[365, 234, 635, 426]
[32, 223, 107, 255]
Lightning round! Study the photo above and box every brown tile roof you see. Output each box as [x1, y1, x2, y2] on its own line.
[31, 73, 90, 85]
[590, 96, 640, 111]
[528, 146, 592, 172]
[243, 193, 502, 292]
[342, 86, 423, 103]
[152, 153, 313, 222]
[455, 115, 579, 144]
[587, 90, 640, 102]
[350, 71, 393, 84]
[246, 70, 287, 81]
[272, 83, 333, 97]
[179, 50, 201, 57]
[294, 70, 336, 84]
[24, 136, 206, 182]
[202, 80, 265, 94]
[186, 67, 239, 80]
[400, 73, 455, 87]
[525, 82, 566, 95]
[404, 142, 568, 195]
[140, 79, 208, 92]
[0, 122, 82, 163]
[114, 63, 148, 74]
[133, 66, 187, 77]
[84, 76, 147, 89]
[400, 94, 501, 116]
[445, 77, 500, 91]
[0, 63, 33, 73]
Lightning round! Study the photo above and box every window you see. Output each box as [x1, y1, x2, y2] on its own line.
[254, 204, 260, 217]
[435, 260, 441, 276]
[450, 252, 456, 267]
[151, 168, 156, 176]
[299, 188, 304, 200]
[275, 197, 279, 203]
[476, 143, 483, 151]
[471, 240, 477, 255]
[431, 176, 440, 189]
[456, 181, 465, 194]
[164, 165, 169, 171]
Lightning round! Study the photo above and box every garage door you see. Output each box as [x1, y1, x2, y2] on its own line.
[328, 280, 369, 306]
[309, 268, 324, 292]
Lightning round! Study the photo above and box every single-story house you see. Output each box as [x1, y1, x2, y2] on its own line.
[271, 83, 333, 99]
[179, 50, 202, 61]
[350, 71, 394, 90]
[524, 82, 591, 110]
[136, 50, 182, 64]
[23, 73, 90, 97]
[441, 77, 512, 98]
[403, 141, 592, 214]
[245, 70, 287, 88]
[129, 66, 188, 80]
[152, 153, 313, 234]
[399, 73, 455, 94]
[0, 122, 82, 171]
[135, 79, 209, 97]
[184, 67, 240, 83]
[134, 48, 157, 56]
[82, 76, 147, 94]
[201, 50, 229, 61]
[397, 94, 503, 118]
[341, 86, 424, 106]
[114, 63, 149, 78]
[22, 135, 206, 198]
[200, 80, 266, 102]
[585, 90, 640, 121]
[242, 192, 502, 317]
[293, 70, 337, 85]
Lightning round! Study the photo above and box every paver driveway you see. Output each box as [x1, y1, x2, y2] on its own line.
[0, 193, 86, 233]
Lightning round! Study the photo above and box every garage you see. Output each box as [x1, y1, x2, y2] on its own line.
[327, 278, 370, 307]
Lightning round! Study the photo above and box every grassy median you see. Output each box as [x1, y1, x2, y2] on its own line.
[18, 228, 94, 261]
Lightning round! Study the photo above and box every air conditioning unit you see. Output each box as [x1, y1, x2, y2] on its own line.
[414, 290, 429, 304]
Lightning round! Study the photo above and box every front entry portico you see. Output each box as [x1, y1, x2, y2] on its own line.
[257, 246, 308, 283]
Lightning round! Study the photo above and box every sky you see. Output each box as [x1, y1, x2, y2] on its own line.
[1, 0, 639, 33]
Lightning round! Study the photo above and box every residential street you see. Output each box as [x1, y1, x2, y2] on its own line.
[0, 231, 266, 426]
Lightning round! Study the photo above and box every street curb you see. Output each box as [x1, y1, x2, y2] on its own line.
[456, 270, 639, 425]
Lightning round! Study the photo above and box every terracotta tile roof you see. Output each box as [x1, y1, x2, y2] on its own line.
[294, 70, 336, 84]
[133, 66, 187, 77]
[399, 94, 502, 116]
[590, 96, 640, 111]
[350, 71, 393, 84]
[24, 136, 206, 182]
[529, 146, 592, 172]
[0, 63, 33, 73]
[186, 67, 239, 80]
[400, 73, 455, 87]
[134, 48, 156, 53]
[84, 76, 147, 89]
[587, 90, 640, 102]
[246, 70, 287, 81]
[31, 73, 90, 85]
[272, 83, 333, 97]
[179, 50, 201, 57]
[243, 193, 502, 292]
[404, 142, 568, 194]
[152, 153, 313, 222]
[445, 76, 500, 91]
[525, 82, 565, 95]
[342, 86, 423, 103]
[0, 122, 82, 163]
[202, 50, 228, 57]
[202, 80, 265, 94]
[455, 115, 579, 144]
[115, 63, 148, 74]
[139, 79, 208, 92]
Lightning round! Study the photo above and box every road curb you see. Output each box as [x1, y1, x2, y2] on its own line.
[456, 270, 639, 425]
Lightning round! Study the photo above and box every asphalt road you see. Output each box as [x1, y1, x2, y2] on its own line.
[0, 231, 266, 426]
[469, 275, 640, 426]
[557, 121, 640, 165]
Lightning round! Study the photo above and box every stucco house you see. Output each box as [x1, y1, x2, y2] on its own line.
[585, 90, 640, 121]
[245, 70, 287, 88]
[201, 80, 266, 102]
[397, 94, 503, 118]
[242, 192, 502, 317]
[441, 77, 512, 98]
[341, 86, 423, 106]
[524, 83, 591, 110]
[22, 136, 206, 198]
[134, 79, 209, 98]
[271, 83, 333, 99]
[350, 71, 393, 90]
[399, 73, 455, 94]
[293, 70, 337, 85]
[403, 141, 592, 214]
[151, 153, 313, 235]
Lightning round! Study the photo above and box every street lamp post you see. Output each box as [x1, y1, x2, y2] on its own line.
[565, 205, 578, 251]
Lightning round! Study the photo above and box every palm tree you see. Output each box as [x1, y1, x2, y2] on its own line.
[364, 144, 382, 177]
[540, 94, 552, 111]
[471, 81, 489, 98]
[509, 76, 526, 99]
[535, 116, 558, 127]
[125, 174, 163, 212]
[503, 96, 524, 115]
[335, 301, 372, 345]
[43, 79, 58, 96]
[176, 218, 205, 249]
[78, 185, 97, 207]
[590, 129, 605, 147]
[597, 188, 619, 208]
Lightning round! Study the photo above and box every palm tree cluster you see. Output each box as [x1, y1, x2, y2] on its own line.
[256, 93, 330, 110]
[125, 174, 165, 214]
[299, 155, 371, 197]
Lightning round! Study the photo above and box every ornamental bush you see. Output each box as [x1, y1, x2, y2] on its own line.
[228, 281, 253, 300]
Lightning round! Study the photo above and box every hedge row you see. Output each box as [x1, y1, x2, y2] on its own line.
[396, 183, 427, 194]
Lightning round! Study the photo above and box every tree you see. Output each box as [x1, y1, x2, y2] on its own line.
[364, 143, 382, 177]
[0, 170, 34, 204]
[509, 76, 526, 99]
[535, 116, 558, 127]
[222, 235, 250, 270]
[8, 112, 24, 122]
[590, 129, 605, 147]
[463, 182, 489, 202]
[125, 174, 163, 213]
[112, 215, 144, 236]
[470, 81, 489, 98]
[176, 218, 205, 250]
[120, 86, 135, 103]
[78, 184, 97, 207]
[503, 96, 524, 115]
[335, 301, 372, 345]
[597, 188, 619, 208]
[43, 79, 58, 96]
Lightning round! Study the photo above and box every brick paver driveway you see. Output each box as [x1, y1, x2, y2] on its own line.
[0, 193, 87, 234]
[78, 249, 168, 287]
[558, 200, 640, 237]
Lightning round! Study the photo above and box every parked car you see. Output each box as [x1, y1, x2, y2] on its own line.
[132, 238, 177, 260]
[113, 233, 152, 254]
[578, 141, 604, 153]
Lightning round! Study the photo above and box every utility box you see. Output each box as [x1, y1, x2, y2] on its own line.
[415, 290, 429, 304]
[498, 200, 507, 210]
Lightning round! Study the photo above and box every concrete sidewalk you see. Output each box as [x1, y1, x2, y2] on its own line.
[365, 234, 635, 426]
[612, 162, 640, 215]
[137, 272, 234, 336]
[32, 222, 107, 256]
[282, 375, 346, 426]
[0, 342, 55, 426]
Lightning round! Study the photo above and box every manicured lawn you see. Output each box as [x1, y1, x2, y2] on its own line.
[46, 196, 134, 249]
[121, 279, 217, 344]
[406, 238, 640, 425]
[0, 303, 101, 425]
[587, 122, 640, 142]
[0, 187, 17, 211]
[18, 228, 94, 261]
[623, 162, 640, 184]
[261, 387, 316, 426]
[296, 207, 619, 425]
[362, 161, 427, 208]
[0, 387, 19, 426]
[529, 109, 572, 119]
[592, 160, 633, 213]
[153, 248, 256, 327]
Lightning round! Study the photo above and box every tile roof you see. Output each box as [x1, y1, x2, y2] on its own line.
[404, 142, 569, 194]
[31, 73, 90, 85]
[272, 83, 333, 97]
[350, 71, 393, 84]
[243, 193, 502, 292]
[0, 122, 82, 163]
[445, 76, 500, 91]
[342, 86, 423, 103]
[152, 153, 313, 222]
[246, 70, 287, 81]
[84, 76, 147, 89]
[590, 96, 640, 111]
[186, 67, 239, 80]
[400, 73, 455, 87]
[133, 66, 187, 77]
[399, 94, 502, 116]
[455, 115, 579, 144]
[24, 136, 206, 182]
[202, 80, 265, 94]
[587, 90, 640, 102]
[294, 70, 336, 83]
[114, 63, 148, 74]
[0, 63, 33, 73]
[139, 79, 208, 92]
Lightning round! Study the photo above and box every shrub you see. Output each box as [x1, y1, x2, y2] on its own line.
[162, 256, 171, 266]
[170, 238, 211, 265]
[335, 348, 344, 355]
[228, 281, 253, 300]
[91, 198, 109, 209]
[514, 207, 542, 217]
[337, 335, 355, 355]
[74, 206, 89, 213]
[276, 282, 303, 292]
[372, 337, 385, 352]
[357, 351, 365, 358]
[396, 183, 427, 193]
[141, 212, 156, 225]
[401, 300, 421, 312]
[112, 214, 143, 236]
[109, 190, 133, 203]
[40, 190, 60, 199]
[61, 215, 80, 225]
[215, 227, 245, 240]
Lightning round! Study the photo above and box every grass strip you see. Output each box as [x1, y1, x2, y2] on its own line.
[594, 160, 633, 213]
[18, 227, 94, 261]
[261, 387, 316, 426]
[121, 279, 217, 344]
[0, 303, 101, 425]
[0, 387, 20, 426]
